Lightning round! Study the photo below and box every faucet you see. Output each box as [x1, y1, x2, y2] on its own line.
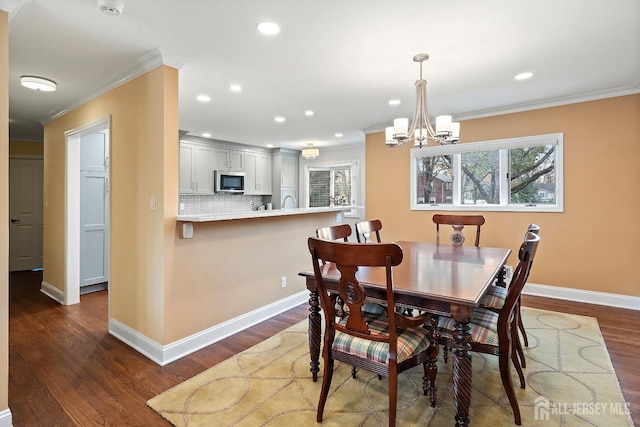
[281, 194, 297, 209]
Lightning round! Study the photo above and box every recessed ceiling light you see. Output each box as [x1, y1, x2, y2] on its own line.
[20, 76, 56, 91]
[388, 99, 401, 106]
[274, 116, 285, 123]
[266, 144, 274, 148]
[196, 94, 211, 102]
[334, 133, 343, 137]
[256, 21, 280, 36]
[515, 72, 534, 81]
[202, 133, 211, 138]
[230, 84, 242, 92]
[305, 110, 314, 116]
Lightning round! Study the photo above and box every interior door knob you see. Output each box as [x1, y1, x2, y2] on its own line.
[10, 218, 20, 223]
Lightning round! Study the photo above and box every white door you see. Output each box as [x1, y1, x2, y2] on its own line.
[9, 158, 43, 271]
[80, 130, 109, 289]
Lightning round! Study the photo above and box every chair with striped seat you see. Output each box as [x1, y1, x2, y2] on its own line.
[308, 237, 439, 426]
[480, 224, 540, 368]
[435, 231, 541, 425]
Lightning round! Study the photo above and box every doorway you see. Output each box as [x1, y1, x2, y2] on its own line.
[65, 117, 111, 304]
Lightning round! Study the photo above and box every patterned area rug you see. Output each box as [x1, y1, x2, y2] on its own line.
[148, 308, 633, 426]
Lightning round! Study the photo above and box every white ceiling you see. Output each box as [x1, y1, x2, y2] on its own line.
[4, 0, 640, 150]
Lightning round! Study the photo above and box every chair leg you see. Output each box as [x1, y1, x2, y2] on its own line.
[518, 299, 528, 347]
[317, 356, 334, 422]
[511, 347, 525, 390]
[513, 328, 526, 369]
[351, 365, 357, 378]
[388, 369, 397, 427]
[499, 348, 522, 425]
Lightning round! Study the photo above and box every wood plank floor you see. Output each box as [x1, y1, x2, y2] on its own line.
[8, 270, 639, 426]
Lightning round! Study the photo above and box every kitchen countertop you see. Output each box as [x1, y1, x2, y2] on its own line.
[177, 206, 355, 223]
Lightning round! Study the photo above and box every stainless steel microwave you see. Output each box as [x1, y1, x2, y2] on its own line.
[215, 170, 245, 193]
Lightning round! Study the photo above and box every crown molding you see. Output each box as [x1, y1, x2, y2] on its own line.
[43, 47, 185, 124]
[362, 82, 640, 135]
[0, 0, 31, 31]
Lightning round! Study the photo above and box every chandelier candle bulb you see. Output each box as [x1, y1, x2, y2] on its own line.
[394, 118, 408, 138]
[451, 122, 461, 138]
[436, 115, 452, 135]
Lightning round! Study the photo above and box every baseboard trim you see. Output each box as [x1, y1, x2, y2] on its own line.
[40, 280, 65, 305]
[0, 408, 13, 427]
[524, 283, 640, 311]
[109, 290, 309, 366]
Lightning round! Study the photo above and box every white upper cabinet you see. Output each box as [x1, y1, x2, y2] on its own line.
[215, 147, 243, 171]
[244, 152, 273, 195]
[180, 141, 214, 194]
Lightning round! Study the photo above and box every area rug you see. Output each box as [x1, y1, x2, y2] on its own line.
[148, 308, 633, 426]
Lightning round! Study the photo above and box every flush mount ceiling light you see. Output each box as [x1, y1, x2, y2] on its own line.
[20, 76, 56, 91]
[302, 143, 319, 160]
[386, 53, 460, 148]
[97, 0, 124, 16]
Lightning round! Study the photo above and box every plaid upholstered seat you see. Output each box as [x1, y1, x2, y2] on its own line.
[334, 316, 432, 364]
[436, 308, 499, 346]
[480, 285, 507, 310]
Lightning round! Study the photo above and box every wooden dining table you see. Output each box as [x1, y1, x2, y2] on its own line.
[299, 240, 511, 427]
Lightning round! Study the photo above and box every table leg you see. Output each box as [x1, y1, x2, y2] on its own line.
[308, 288, 321, 382]
[450, 304, 473, 427]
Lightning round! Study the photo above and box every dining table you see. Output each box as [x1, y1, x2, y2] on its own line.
[299, 240, 511, 427]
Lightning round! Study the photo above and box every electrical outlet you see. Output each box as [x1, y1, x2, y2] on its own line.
[281, 276, 287, 288]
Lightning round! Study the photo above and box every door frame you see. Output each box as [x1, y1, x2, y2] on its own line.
[64, 116, 111, 305]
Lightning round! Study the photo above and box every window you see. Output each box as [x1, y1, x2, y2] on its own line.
[411, 133, 563, 212]
[307, 162, 358, 216]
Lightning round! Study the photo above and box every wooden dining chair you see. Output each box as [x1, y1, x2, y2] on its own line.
[355, 219, 383, 243]
[435, 231, 541, 425]
[315, 223, 352, 242]
[308, 237, 438, 426]
[480, 224, 540, 368]
[432, 214, 485, 247]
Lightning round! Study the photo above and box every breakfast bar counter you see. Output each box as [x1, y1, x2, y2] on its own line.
[177, 206, 351, 223]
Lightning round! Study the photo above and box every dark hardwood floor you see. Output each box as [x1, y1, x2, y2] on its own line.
[8, 270, 639, 426]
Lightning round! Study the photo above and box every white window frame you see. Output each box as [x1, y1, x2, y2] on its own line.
[410, 133, 563, 212]
[305, 161, 359, 217]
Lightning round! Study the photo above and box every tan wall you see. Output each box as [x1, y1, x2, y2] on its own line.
[365, 94, 640, 297]
[166, 212, 336, 342]
[9, 140, 43, 156]
[0, 9, 10, 412]
[44, 66, 178, 342]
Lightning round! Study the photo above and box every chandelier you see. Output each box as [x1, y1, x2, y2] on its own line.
[385, 53, 460, 148]
[302, 143, 319, 160]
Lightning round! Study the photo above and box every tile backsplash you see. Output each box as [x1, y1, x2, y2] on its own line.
[179, 194, 267, 215]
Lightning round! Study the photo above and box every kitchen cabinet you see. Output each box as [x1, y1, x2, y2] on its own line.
[180, 141, 214, 194]
[244, 151, 272, 195]
[214, 147, 243, 171]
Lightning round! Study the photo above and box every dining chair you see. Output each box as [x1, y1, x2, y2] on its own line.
[432, 213, 485, 247]
[480, 224, 541, 368]
[355, 219, 383, 243]
[307, 237, 438, 426]
[315, 223, 352, 242]
[435, 231, 541, 425]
